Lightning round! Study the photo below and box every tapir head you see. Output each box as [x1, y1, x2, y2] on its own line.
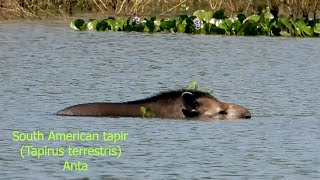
[181, 92, 251, 119]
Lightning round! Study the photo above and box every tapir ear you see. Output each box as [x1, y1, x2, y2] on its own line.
[181, 92, 200, 118]
[182, 92, 199, 109]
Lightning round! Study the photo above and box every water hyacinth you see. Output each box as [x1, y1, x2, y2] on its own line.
[228, 17, 235, 23]
[193, 18, 201, 30]
[133, 16, 140, 24]
[70, 8, 320, 37]
[193, 18, 200, 25]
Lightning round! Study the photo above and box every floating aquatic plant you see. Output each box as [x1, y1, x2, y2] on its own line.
[193, 18, 201, 30]
[187, 80, 214, 95]
[133, 16, 140, 24]
[187, 80, 199, 90]
[70, 8, 320, 37]
[140, 106, 153, 118]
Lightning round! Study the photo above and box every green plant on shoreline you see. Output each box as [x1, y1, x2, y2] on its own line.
[69, 8, 320, 37]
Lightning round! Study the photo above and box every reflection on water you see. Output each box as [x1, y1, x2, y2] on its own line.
[0, 21, 319, 179]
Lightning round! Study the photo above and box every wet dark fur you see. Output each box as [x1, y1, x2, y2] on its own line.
[125, 89, 215, 104]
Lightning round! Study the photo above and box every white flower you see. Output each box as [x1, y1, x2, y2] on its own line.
[267, 13, 274, 20]
[209, 18, 216, 25]
[133, 16, 140, 24]
[228, 17, 235, 23]
[243, 18, 247, 24]
[154, 20, 161, 26]
[215, 19, 223, 27]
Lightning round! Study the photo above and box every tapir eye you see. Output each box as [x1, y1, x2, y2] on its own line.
[219, 110, 227, 115]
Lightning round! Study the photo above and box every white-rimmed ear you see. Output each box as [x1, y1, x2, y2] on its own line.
[181, 92, 200, 118]
[181, 92, 199, 109]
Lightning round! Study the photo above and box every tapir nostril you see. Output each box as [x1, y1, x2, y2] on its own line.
[244, 112, 251, 119]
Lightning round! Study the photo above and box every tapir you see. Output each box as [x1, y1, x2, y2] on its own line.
[55, 89, 251, 119]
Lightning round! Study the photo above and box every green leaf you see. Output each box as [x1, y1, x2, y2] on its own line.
[213, 9, 225, 19]
[237, 13, 246, 23]
[70, 19, 87, 31]
[292, 21, 301, 36]
[187, 80, 199, 90]
[204, 23, 213, 34]
[295, 20, 313, 36]
[96, 19, 110, 31]
[150, 16, 157, 21]
[70, 21, 77, 30]
[140, 106, 153, 118]
[87, 19, 98, 31]
[246, 15, 260, 23]
[123, 17, 133, 31]
[271, 26, 281, 36]
[303, 26, 313, 36]
[233, 19, 241, 33]
[218, 20, 227, 30]
[204, 11, 213, 22]
[314, 23, 320, 34]
[107, 19, 116, 31]
[193, 10, 206, 21]
[193, 10, 213, 22]
[154, 20, 161, 26]
[179, 15, 188, 22]
[213, 26, 226, 34]
[262, 9, 274, 22]
[225, 18, 233, 28]
[279, 31, 291, 37]
[295, 20, 306, 30]
[109, 19, 123, 31]
[279, 16, 292, 30]
[146, 20, 155, 32]
[160, 18, 176, 31]
[134, 24, 146, 32]
[177, 23, 186, 33]
[186, 16, 196, 25]
[261, 22, 270, 34]
[238, 20, 251, 35]
[116, 18, 126, 31]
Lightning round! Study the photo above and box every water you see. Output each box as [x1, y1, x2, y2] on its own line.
[0, 21, 319, 179]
